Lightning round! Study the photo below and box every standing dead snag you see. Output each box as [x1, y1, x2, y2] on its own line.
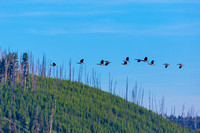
[72, 68, 75, 81]
[141, 88, 144, 107]
[60, 64, 63, 86]
[149, 91, 151, 110]
[48, 63, 52, 89]
[69, 59, 72, 81]
[78, 65, 83, 83]
[30, 56, 34, 91]
[132, 82, 137, 105]
[42, 54, 46, 77]
[160, 96, 165, 116]
[4, 56, 9, 84]
[181, 104, 185, 127]
[113, 80, 117, 96]
[85, 66, 87, 85]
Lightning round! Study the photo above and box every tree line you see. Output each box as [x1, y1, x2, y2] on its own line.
[0, 49, 198, 132]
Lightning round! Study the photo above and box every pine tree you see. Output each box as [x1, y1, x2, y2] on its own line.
[21, 53, 29, 90]
[0, 57, 6, 84]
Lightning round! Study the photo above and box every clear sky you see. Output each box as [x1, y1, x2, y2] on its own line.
[0, 0, 200, 116]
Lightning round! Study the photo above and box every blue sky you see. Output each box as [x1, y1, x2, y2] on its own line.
[0, 0, 200, 116]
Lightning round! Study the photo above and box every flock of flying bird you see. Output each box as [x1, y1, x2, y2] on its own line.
[51, 57, 184, 69]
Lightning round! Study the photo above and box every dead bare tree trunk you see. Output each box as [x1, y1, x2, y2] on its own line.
[78, 65, 82, 83]
[72, 68, 75, 81]
[31, 66, 34, 91]
[141, 88, 144, 107]
[56, 66, 58, 79]
[173, 106, 176, 118]
[160, 96, 165, 116]
[30, 54, 34, 91]
[92, 68, 94, 87]
[194, 113, 197, 130]
[154, 96, 158, 114]
[35, 60, 38, 91]
[42, 54, 46, 77]
[86, 73, 91, 85]
[60, 65, 63, 86]
[138, 84, 141, 105]
[151, 93, 154, 112]
[69, 59, 71, 81]
[132, 82, 137, 104]
[81, 65, 83, 83]
[20, 54, 24, 90]
[181, 104, 185, 127]
[99, 74, 101, 89]
[149, 91, 151, 110]
[85, 66, 86, 84]
[4, 56, 8, 84]
[113, 80, 117, 96]
[11, 56, 16, 102]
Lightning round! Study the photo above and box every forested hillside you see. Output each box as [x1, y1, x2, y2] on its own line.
[0, 51, 193, 132]
[167, 115, 200, 132]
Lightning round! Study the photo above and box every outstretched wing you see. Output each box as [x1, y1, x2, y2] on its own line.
[144, 57, 148, 61]
[126, 57, 129, 62]
[52, 62, 56, 66]
[80, 59, 84, 63]
[105, 61, 110, 66]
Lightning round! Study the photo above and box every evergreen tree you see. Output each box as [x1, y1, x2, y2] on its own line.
[0, 58, 5, 84]
[21, 52, 29, 90]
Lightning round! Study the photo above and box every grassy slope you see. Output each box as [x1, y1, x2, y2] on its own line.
[0, 76, 191, 133]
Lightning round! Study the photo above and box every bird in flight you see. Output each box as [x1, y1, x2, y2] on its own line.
[135, 59, 143, 62]
[163, 63, 169, 68]
[97, 60, 104, 66]
[149, 60, 154, 65]
[77, 59, 84, 64]
[177, 64, 183, 69]
[125, 57, 130, 63]
[105, 61, 111, 66]
[143, 57, 148, 62]
[51, 62, 56, 67]
[122, 61, 128, 65]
